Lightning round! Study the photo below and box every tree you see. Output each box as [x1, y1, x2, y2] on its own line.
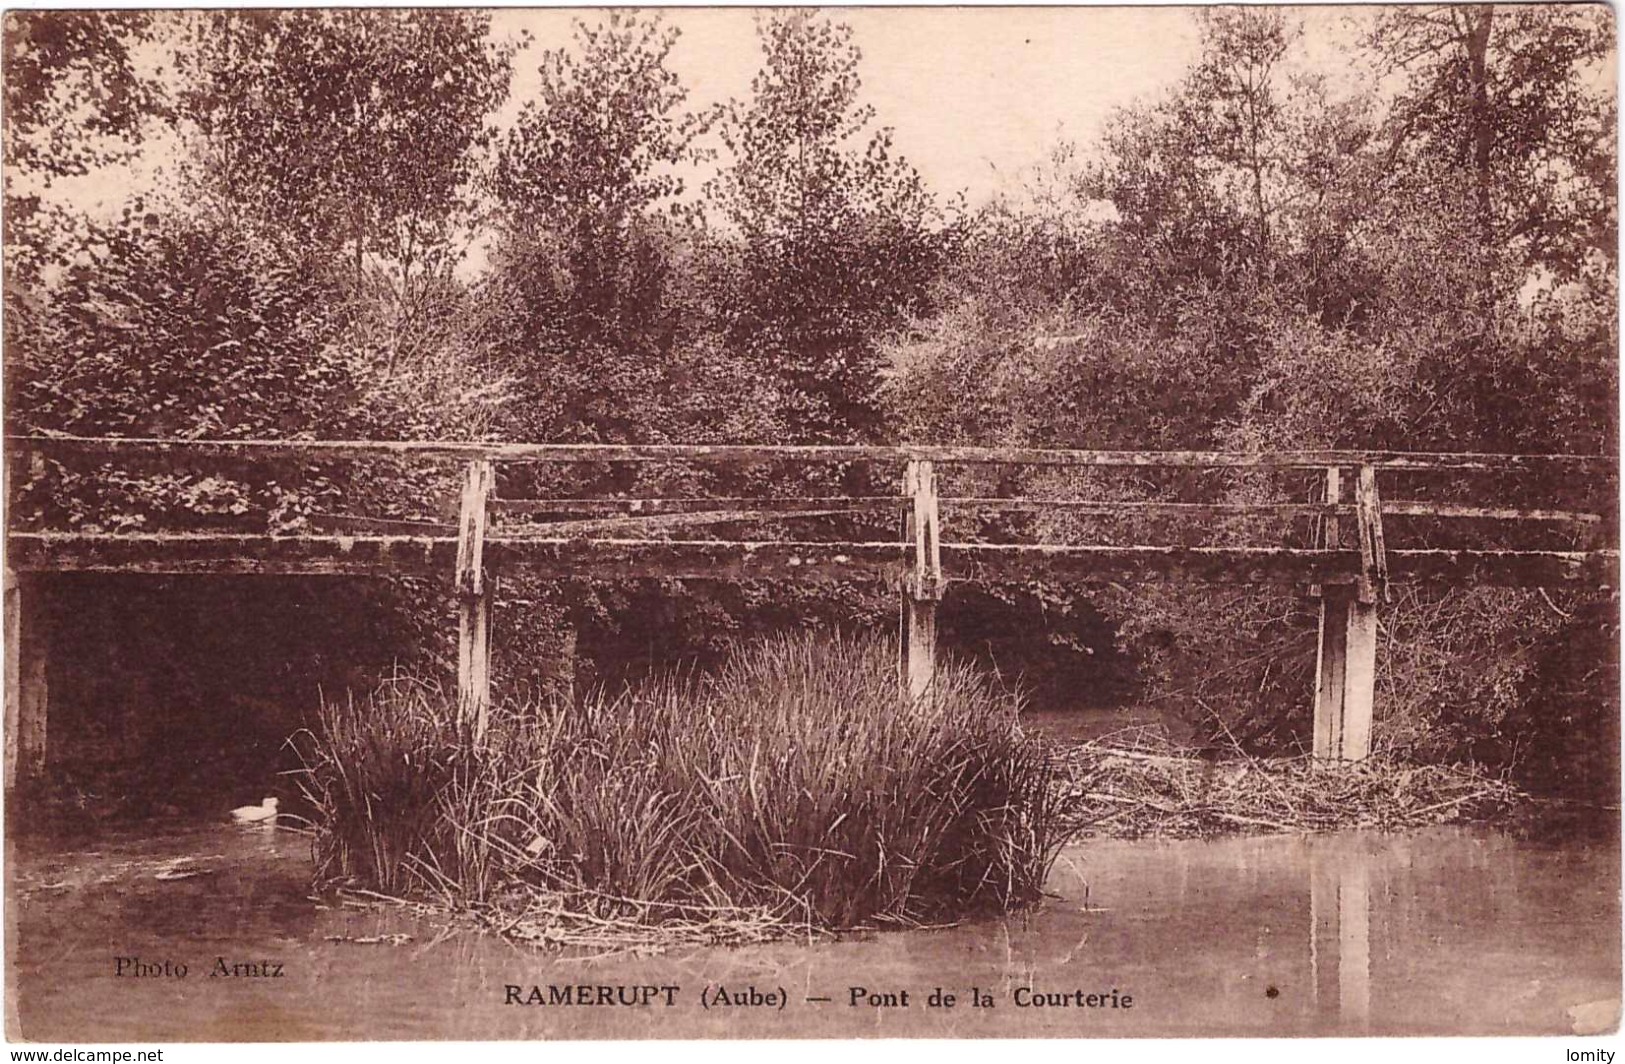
[2, 11, 159, 181]
[1183, 9, 1295, 253]
[1345, 5, 1617, 461]
[177, 10, 513, 286]
[2, 12, 166, 286]
[709, 11, 955, 444]
[172, 10, 521, 441]
[1368, 4, 1615, 282]
[487, 11, 713, 446]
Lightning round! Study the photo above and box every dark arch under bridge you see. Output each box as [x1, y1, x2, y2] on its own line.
[5, 435, 1616, 788]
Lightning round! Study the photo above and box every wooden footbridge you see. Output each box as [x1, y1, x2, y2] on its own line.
[4, 435, 1616, 788]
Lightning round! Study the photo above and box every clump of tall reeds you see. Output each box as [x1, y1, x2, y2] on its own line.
[295, 633, 1069, 936]
[291, 675, 469, 896]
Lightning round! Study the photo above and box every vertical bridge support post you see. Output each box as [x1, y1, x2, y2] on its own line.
[4, 567, 47, 793]
[1313, 466, 1383, 762]
[455, 458, 494, 743]
[900, 459, 945, 699]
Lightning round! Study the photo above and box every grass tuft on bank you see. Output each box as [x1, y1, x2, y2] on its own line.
[295, 633, 1070, 939]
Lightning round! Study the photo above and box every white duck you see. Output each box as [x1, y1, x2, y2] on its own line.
[230, 797, 279, 824]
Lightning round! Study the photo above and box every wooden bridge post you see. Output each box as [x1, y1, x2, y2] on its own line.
[900, 460, 944, 699]
[1313, 467, 1378, 761]
[455, 459, 494, 743]
[4, 568, 48, 792]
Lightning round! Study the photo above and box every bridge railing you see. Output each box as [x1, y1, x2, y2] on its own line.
[4, 435, 1616, 766]
[6, 435, 1613, 579]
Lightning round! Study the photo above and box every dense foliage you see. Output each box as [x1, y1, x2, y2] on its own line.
[3, 7, 1615, 795]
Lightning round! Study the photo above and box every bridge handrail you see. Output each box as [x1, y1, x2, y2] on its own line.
[6, 435, 1613, 761]
[4, 434, 1617, 474]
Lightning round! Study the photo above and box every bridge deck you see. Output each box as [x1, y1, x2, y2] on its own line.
[7, 531, 1611, 586]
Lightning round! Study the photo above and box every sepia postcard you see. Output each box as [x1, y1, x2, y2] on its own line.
[1, 4, 1618, 1055]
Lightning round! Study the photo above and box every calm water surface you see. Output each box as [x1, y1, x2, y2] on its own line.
[7, 819, 1618, 1040]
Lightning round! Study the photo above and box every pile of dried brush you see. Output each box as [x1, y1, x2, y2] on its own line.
[1054, 725, 1522, 838]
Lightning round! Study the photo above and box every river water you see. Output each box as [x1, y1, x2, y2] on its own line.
[7, 815, 1618, 1041]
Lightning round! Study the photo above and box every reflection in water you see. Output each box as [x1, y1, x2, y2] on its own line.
[7, 821, 1619, 1040]
[1310, 844, 1369, 1027]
